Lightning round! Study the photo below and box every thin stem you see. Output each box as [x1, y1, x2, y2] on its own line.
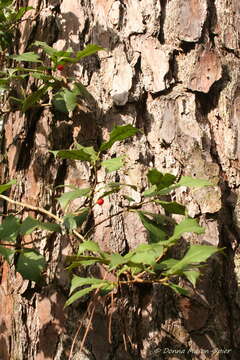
[117, 277, 169, 285]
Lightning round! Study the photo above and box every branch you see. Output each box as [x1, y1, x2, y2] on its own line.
[0, 194, 85, 242]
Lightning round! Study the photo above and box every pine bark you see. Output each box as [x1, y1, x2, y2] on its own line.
[1, 0, 240, 359]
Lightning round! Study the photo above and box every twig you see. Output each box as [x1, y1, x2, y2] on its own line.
[117, 277, 168, 285]
[108, 291, 114, 343]
[80, 302, 96, 353]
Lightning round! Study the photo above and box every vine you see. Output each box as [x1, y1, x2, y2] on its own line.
[0, 0, 223, 354]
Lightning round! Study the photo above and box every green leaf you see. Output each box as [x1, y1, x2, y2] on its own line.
[147, 169, 163, 185]
[122, 195, 135, 202]
[99, 282, 116, 296]
[137, 211, 166, 242]
[31, 72, 55, 81]
[33, 41, 58, 57]
[0, 0, 12, 10]
[159, 173, 177, 189]
[73, 81, 93, 99]
[63, 208, 89, 232]
[75, 143, 98, 163]
[153, 258, 179, 271]
[169, 218, 205, 242]
[108, 182, 137, 191]
[0, 245, 15, 263]
[0, 179, 16, 194]
[22, 85, 50, 112]
[52, 90, 68, 113]
[183, 270, 201, 287]
[16, 249, 46, 282]
[51, 145, 98, 163]
[126, 243, 164, 265]
[57, 188, 90, 209]
[70, 275, 106, 294]
[167, 282, 189, 296]
[165, 245, 222, 275]
[154, 200, 186, 215]
[143, 185, 158, 197]
[78, 240, 101, 255]
[65, 283, 103, 307]
[15, 6, 34, 21]
[100, 125, 139, 152]
[63, 88, 78, 113]
[109, 253, 126, 269]
[10, 52, 42, 63]
[147, 169, 176, 189]
[0, 215, 20, 242]
[20, 217, 61, 235]
[101, 156, 124, 173]
[176, 176, 212, 188]
[76, 44, 104, 60]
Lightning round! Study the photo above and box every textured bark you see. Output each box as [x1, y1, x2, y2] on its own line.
[1, 0, 240, 359]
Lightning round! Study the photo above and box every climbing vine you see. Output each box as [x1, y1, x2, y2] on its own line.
[0, 0, 222, 319]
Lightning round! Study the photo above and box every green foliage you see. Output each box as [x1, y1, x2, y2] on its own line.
[0, 1, 33, 51]
[57, 188, 91, 209]
[0, 179, 16, 194]
[101, 156, 125, 173]
[100, 125, 140, 151]
[0, 10, 222, 313]
[10, 52, 42, 63]
[16, 249, 46, 282]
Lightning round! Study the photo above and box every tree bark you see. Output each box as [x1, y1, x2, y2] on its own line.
[1, 0, 240, 359]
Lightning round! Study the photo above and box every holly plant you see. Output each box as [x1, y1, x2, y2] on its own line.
[0, 124, 222, 306]
[0, 0, 223, 318]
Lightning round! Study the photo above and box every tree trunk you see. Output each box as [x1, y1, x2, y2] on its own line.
[1, 0, 240, 359]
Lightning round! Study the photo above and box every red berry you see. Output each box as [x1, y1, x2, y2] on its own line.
[57, 64, 64, 71]
[97, 198, 104, 205]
